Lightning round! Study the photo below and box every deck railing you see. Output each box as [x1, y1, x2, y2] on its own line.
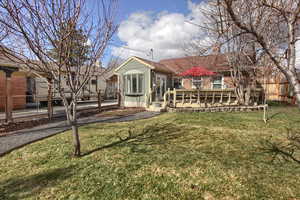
[163, 88, 263, 108]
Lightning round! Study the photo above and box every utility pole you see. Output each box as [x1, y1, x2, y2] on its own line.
[150, 49, 154, 60]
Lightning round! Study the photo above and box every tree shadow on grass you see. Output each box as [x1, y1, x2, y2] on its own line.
[0, 166, 76, 200]
[82, 122, 186, 156]
[268, 112, 282, 120]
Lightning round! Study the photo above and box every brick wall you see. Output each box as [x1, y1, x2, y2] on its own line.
[182, 76, 234, 89]
[0, 73, 27, 111]
[0, 72, 6, 111]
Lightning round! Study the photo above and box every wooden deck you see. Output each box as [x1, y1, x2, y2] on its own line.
[162, 88, 264, 108]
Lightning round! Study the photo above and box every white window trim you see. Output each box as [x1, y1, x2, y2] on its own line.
[192, 77, 202, 89]
[211, 76, 224, 89]
[124, 73, 144, 95]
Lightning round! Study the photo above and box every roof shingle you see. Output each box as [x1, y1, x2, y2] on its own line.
[159, 54, 230, 75]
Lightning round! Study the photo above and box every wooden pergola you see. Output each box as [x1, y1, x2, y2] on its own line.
[0, 65, 19, 123]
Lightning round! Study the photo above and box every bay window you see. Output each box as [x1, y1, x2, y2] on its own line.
[124, 74, 144, 95]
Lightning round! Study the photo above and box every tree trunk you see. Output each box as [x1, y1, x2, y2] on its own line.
[47, 78, 53, 120]
[245, 86, 251, 106]
[287, 71, 300, 109]
[70, 100, 81, 157]
[72, 122, 81, 157]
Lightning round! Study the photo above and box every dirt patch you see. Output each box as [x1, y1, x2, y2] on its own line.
[0, 118, 52, 135]
[0, 107, 145, 136]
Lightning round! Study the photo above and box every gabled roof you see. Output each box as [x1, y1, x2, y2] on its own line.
[0, 46, 22, 68]
[115, 56, 173, 74]
[159, 54, 231, 75]
[115, 54, 250, 76]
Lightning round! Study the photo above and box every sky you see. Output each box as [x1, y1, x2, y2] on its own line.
[101, 0, 209, 66]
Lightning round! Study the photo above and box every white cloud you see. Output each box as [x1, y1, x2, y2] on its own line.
[112, 1, 212, 61]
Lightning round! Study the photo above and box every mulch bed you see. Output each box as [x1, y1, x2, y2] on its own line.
[0, 107, 145, 137]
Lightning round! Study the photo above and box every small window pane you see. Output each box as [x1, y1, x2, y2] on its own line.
[91, 80, 97, 85]
[138, 74, 144, 93]
[124, 73, 144, 94]
[192, 77, 202, 89]
[126, 75, 131, 93]
[174, 78, 182, 89]
[213, 76, 222, 89]
[132, 74, 137, 93]
[213, 84, 222, 89]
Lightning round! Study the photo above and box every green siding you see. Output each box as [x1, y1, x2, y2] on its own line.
[116, 59, 151, 106]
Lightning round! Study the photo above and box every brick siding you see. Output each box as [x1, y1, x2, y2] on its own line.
[0, 73, 27, 111]
[182, 76, 234, 89]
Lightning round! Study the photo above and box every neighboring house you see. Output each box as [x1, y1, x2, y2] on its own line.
[114, 55, 233, 107]
[0, 53, 27, 111]
[102, 65, 119, 99]
[26, 64, 107, 104]
[0, 50, 107, 111]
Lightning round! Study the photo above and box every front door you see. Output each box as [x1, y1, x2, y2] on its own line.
[155, 74, 167, 101]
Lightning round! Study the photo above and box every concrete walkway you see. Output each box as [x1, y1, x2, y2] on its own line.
[0, 111, 160, 156]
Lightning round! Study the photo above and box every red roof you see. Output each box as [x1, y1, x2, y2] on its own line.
[159, 54, 230, 74]
[179, 66, 216, 77]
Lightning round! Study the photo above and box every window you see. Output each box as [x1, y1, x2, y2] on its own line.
[138, 74, 143, 93]
[132, 75, 137, 93]
[124, 74, 144, 95]
[192, 77, 202, 89]
[212, 76, 223, 89]
[173, 78, 182, 89]
[91, 79, 97, 85]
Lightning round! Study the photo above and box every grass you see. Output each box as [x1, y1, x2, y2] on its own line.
[1, 106, 300, 200]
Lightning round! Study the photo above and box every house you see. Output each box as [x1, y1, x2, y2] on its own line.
[114, 54, 236, 108]
[102, 64, 119, 99]
[0, 46, 108, 113]
[0, 52, 27, 111]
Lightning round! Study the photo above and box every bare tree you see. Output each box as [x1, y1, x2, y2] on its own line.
[0, 0, 118, 156]
[0, 24, 8, 42]
[210, 0, 300, 108]
[183, 2, 262, 105]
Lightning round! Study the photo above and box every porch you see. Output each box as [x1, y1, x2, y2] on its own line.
[146, 88, 264, 111]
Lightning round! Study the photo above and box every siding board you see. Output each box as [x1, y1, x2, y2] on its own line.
[0, 73, 27, 111]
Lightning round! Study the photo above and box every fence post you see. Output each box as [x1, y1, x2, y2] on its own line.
[204, 91, 208, 107]
[97, 89, 102, 112]
[149, 88, 152, 105]
[173, 89, 177, 108]
[168, 88, 170, 104]
[220, 91, 223, 103]
[5, 72, 13, 123]
[197, 89, 200, 104]
[117, 90, 121, 107]
[228, 91, 231, 105]
[263, 104, 268, 123]
[47, 78, 53, 120]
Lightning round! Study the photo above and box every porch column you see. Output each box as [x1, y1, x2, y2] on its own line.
[5, 71, 13, 123]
